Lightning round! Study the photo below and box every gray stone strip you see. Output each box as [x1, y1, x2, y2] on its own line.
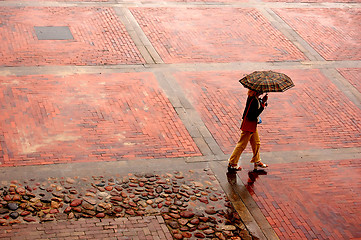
[114, 8, 164, 64]
[230, 147, 361, 164]
[210, 161, 279, 240]
[0, 1, 360, 8]
[1, 147, 359, 181]
[0, 157, 207, 181]
[258, 7, 325, 62]
[114, 8, 156, 64]
[186, 147, 361, 165]
[1, 60, 360, 76]
[320, 68, 361, 109]
[153, 71, 223, 157]
[0, 65, 144, 76]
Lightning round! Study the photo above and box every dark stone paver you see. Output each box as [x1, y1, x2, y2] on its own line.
[0, 7, 145, 66]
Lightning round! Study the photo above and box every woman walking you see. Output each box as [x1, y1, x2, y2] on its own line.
[228, 89, 269, 172]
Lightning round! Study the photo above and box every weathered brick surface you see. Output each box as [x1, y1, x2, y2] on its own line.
[238, 159, 361, 240]
[174, 69, 361, 154]
[338, 68, 361, 93]
[3, 0, 110, 2]
[274, 8, 361, 61]
[130, 0, 247, 1]
[131, 7, 306, 63]
[4, 0, 110, 1]
[266, 0, 360, 2]
[0, 216, 173, 240]
[0, 73, 200, 166]
[0, 1, 360, 239]
[0, 7, 144, 66]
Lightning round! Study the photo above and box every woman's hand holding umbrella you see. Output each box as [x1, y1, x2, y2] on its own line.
[261, 94, 268, 107]
[262, 94, 268, 102]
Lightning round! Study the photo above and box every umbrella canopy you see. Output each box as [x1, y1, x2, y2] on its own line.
[239, 70, 294, 93]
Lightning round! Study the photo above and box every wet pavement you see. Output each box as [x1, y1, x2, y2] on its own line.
[237, 160, 361, 240]
[0, 167, 253, 239]
[0, 0, 360, 239]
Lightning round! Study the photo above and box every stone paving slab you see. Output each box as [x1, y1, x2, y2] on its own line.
[0, 7, 144, 66]
[0, 168, 253, 239]
[0, 73, 201, 166]
[130, 7, 306, 63]
[273, 8, 361, 61]
[173, 69, 361, 155]
[237, 159, 361, 240]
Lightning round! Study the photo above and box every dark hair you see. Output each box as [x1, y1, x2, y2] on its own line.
[248, 90, 261, 96]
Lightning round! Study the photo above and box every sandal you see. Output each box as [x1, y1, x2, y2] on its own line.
[228, 164, 242, 172]
[254, 161, 268, 170]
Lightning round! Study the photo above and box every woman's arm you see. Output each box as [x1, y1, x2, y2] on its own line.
[246, 98, 264, 121]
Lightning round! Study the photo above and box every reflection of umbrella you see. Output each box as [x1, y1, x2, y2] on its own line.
[239, 70, 294, 93]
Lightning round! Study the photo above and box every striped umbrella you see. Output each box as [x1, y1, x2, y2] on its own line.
[239, 70, 294, 93]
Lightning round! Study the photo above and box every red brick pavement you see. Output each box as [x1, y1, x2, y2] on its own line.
[174, 69, 361, 154]
[131, 7, 306, 63]
[3, 0, 110, 1]
[266, 0, 361, 2]
[145, 0, 247, 1]
[0, 7, 144, 66]
[274, 8, 361, 61]
[0, 73, 201, 166]
[0, 216, 172, 240]
[338, 68, 361, 93]
[238, 159, 361, 240]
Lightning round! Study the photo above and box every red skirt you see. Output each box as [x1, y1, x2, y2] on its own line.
[240, 118, 257, 132]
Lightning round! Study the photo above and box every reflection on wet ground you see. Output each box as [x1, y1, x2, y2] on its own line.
[0, 168, 254, 239]
[246, 170, 268, 188]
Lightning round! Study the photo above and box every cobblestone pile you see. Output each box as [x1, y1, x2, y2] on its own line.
[0, 169, 252, 239]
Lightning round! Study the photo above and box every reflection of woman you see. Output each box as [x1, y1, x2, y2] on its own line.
[228, 90, 269, 172]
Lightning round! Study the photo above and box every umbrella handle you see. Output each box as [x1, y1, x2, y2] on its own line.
[260, 94, 268, 107]
[262, 93, 268, 102]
